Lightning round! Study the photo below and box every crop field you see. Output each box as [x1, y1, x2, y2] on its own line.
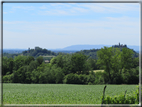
[3, 83, 138, 104]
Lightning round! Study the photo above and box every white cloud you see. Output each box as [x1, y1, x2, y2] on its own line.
[36, 3, 139, 16]
[78, 3, 139, 13]
[12, 6, 35, 10]
[3, 15, 139, 49]
[3, 3, 139, 48]
[5, 3, 139, 16]
[38, 9, 70, 15]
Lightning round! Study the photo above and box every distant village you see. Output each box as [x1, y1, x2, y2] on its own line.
[112, 43, 127, 48]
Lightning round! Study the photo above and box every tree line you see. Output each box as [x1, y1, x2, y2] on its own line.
[2, 47, 139, 84]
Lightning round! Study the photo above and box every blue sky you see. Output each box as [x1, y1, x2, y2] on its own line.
[3, 3, 140, 49]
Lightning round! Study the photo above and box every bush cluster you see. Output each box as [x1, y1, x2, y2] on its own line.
[63, 73, 95, 85]
[103, 86, 139, 104]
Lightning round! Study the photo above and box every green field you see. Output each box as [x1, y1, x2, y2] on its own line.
[3, 83, 138, 104]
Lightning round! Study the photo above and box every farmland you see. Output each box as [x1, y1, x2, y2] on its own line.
[3, 83, 138, 104]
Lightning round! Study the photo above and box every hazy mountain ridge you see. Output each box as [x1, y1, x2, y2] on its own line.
[62, 44, 112, 50]
[3, 44, 139, 54]
[61, 44, 139, 52]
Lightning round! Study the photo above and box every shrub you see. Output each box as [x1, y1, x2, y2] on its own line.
[63, 73, 89, 84]
[78, 74, 88, 84]
[87, 74, 95, 84]
[103, 86, 139, 104]
[63, 73, 79, 84]
[94, 71, 105, 84]
[3, 73, 14, 83]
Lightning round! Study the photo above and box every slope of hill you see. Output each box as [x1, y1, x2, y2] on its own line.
[76, 47, 139, 60]
[127, 45, 139, 52]
[22, 47, 57, 58]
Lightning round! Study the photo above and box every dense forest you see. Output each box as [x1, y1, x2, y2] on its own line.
[2, 46, 139, 84]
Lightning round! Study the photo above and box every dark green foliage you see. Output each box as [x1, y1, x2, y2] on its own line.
[2, 46, 139, 84]
[132, 57, 139, 68]
[112, 73, 124, 84]
[24, 56, 34, 65]
[87, 58, 98, 70]
[123, 67, 139, 84]
[13, 66, 28, 83]
[13, 55, 27, 71]
[3, 53, 20, 58]
[71, 53, 91, 74]
[63, 73, 95, 84]
[120, 48, 134, 70]
[2, 57, 8, 75]
[63, 73, 79, 84]
[97, 47, 137, 84]
[36, 56, 44, 65]
[3, 73, 14, 83]
[94, 72, 106, 84]
[75, 47, 138, 60]
[50, 54, 64, 68]
[76, 49, 99, 59]
[78, 74, 88, 84]
[87, 72, 95, 84]
[54, 67, 65, 84]
[31, 63, 48, 83]
[2, 57, 14, 75]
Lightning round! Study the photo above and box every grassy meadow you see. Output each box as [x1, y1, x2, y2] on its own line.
[3, 83, 138, 104]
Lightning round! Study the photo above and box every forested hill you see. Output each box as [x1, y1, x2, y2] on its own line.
[76, 49, 100, 59]
[76, 47, 139, 60]
[22, 47, 57, 57]
[3, 46, 139, 59]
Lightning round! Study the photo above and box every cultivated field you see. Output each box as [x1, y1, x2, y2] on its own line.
[3, 83, 138, 104]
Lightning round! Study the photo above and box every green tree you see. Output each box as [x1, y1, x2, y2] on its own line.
[2, 57, 14, 76]
[7, 57, 14, 74]
[50, 54, 64, 68]
[36, 56, 44, 66]
[70, 53, 90, 74]
[62, 54, 72, 75]
[28, 60, 38, 72]
[50, 54, 72, 75]
[97, 47, 113, 83]
[31, 63, 46, 83]
[13, 66, 28, 83]
[132, 57, 139, 68]
[14, 55, 27, 71]
[120, 48, 134, 73]
[24, 56, 35, 65]
[97, 47, 135, 84]
[2, 57, 9, 75]
[87, 58, 98, 70]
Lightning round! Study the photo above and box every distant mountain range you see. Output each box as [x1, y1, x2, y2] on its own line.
[50, 44, 140, 52]
[3, 44, 140, 54]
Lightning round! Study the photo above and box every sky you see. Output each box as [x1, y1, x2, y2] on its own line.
[3, 2, 140, 49]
